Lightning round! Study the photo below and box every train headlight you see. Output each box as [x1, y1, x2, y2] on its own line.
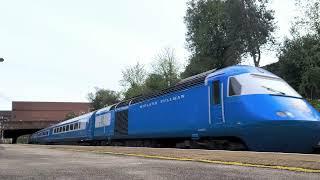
[276, 111, 294, 118]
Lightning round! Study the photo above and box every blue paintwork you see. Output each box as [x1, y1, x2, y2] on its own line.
[30, 65, 320, 153]
[127, 85, 209, 139]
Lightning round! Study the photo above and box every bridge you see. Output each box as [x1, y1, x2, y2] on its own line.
[0, 101, 91, 143]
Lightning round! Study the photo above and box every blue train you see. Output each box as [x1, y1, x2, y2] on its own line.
[30, 65, 320, 153]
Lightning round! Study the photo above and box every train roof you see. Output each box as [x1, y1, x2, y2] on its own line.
[55, 111, 94, 126]
[110, 68, 218, 109]
[111, 65, 274, 109]
[206, 65, 276, 78]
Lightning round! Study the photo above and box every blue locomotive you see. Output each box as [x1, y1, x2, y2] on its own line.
[30, 65, 320, 153]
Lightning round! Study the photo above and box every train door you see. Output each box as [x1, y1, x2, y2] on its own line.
[87, 112, 96, 140]
[210, 80, 224, 124]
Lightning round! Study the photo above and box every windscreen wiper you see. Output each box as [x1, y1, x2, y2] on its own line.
[261, 86, 286, 95]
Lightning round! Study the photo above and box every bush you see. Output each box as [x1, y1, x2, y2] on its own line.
[308, 99, 320, 112]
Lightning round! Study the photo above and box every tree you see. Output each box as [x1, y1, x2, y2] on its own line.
[274, 0, 320, 99]
[291, 0, 320, 37]
[183, 0, 275, 77]
[277, 35, 320, 99]
[299, 67, 320, 99]
[144, 73, 167, 93]
[64, 112, 77, 120]
[152, 48, 180, 87]
[120, 62, 147, 99]
[87, 88, 120, 111]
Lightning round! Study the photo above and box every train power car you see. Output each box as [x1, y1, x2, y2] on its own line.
[30, 65, 320, 153]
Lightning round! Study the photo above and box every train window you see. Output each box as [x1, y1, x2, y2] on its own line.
[212, 81, 220, 105]
[70, 124, 74, 130]
[63, 126, 66, 132]
[59, 127, 62, 132]
[66, 125, 69, 131]
[229, 77, 242, 96]
[74, 123, 78, 130]
[227, 73, 302, 97]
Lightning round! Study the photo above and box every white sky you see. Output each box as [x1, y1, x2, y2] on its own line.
[0, 0, 297, 110]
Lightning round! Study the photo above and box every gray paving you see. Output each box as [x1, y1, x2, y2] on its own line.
[0, 144, 319, 180]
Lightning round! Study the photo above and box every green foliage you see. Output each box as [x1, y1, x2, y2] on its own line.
[277, 34, 320, 99]
[123, 84, 146, 99]
[120, 62, 146, 89]
[183, 0, 275, 77]
[64, 112, 77, 120]
[151, 48, 180, 88]
[308, 99, 320, 111]
[144, 73, 167, 93]
[120, 62, 147, 99]
[266, 1, 320, 100]
[121, 48, 180, 99]
[291, 0, 320, 37]
[88, 88, 120, 110]
[299, 67, 320, 99]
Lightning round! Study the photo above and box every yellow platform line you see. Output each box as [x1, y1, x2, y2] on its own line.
[52, 147, 320, 173]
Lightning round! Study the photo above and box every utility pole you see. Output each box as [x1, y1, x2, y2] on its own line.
[0, 58, 5, 142]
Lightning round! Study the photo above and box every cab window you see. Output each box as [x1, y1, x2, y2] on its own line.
[212, 81, 220, 105]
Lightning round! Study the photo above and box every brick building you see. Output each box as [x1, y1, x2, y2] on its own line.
[2, 101, 91, 143]
[11, 101, 91, 122]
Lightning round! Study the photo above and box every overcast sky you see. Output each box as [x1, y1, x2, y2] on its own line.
[0, 0, 297, 110]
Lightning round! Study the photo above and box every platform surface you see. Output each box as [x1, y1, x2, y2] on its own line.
[0, 144, 319, 179]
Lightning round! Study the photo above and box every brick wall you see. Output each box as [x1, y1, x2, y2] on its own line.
[11, 101, 91, 122]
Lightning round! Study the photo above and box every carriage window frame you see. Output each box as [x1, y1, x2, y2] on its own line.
[212, 80, 221, 105]
[74, 122, 78, 130]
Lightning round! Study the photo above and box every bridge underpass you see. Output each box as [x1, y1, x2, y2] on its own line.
[4, 129, 39, 143]
[2, 121, 57, 143]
